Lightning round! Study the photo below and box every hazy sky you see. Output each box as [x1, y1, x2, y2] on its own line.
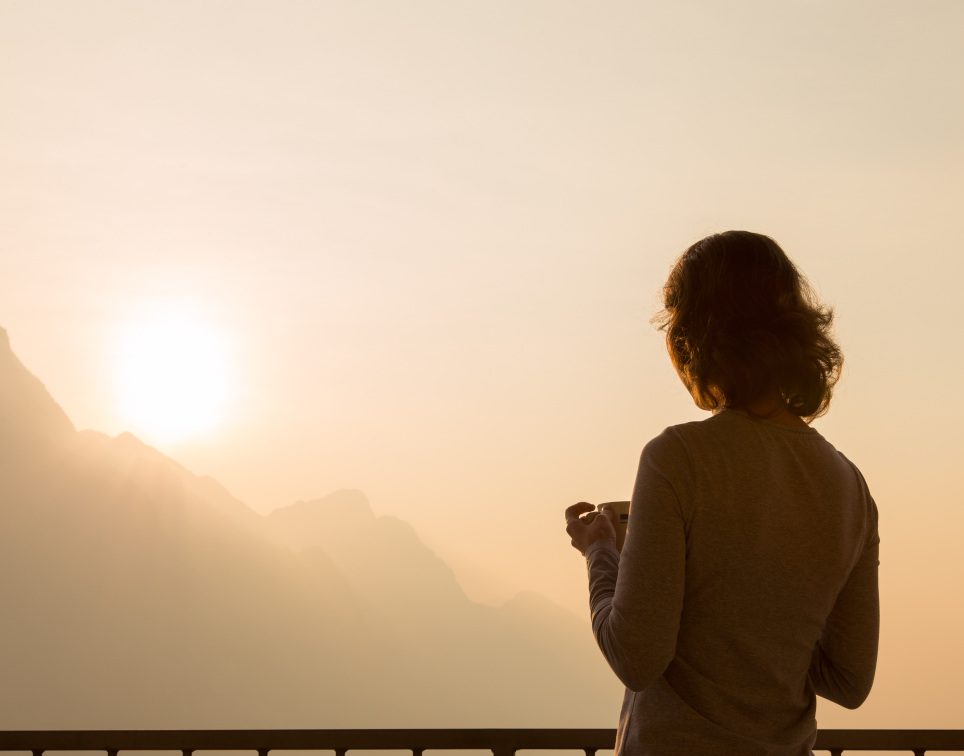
[2, 0, 963, 728]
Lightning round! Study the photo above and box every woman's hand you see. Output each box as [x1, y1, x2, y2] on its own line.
[565, 502, 618, 555]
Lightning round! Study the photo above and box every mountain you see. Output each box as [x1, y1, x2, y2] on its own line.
[0, 327, 74, 461]
[0, 327, 622, 729]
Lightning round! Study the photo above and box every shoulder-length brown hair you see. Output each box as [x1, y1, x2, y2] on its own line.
[654, 231, 842, 420]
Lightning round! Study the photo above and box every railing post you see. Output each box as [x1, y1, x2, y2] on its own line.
[491, 748, 515, 756]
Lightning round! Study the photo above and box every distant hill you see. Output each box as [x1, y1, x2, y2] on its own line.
[0, 326, 621, 729]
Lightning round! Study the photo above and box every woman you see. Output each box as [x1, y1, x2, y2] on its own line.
[566, 231, 879, 755]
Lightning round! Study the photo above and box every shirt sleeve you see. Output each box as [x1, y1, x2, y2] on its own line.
[586, 432, 687, 692]
[808, 497, 880, 709]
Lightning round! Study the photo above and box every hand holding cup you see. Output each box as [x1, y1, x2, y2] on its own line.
[565, 500, 630, 555]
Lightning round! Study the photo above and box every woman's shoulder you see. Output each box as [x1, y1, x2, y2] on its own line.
[647, 410, 750, 448]
[640, 418, 707, 469]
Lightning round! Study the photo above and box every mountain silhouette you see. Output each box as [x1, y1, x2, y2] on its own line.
[0, 327, 74, 460]
[0, 326, 621, 729]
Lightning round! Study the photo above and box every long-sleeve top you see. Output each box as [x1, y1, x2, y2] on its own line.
[586, 409, 879, 755]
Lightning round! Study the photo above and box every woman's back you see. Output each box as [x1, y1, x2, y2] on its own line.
[614, 410, 877, 752]
[587, 410, 878, 753]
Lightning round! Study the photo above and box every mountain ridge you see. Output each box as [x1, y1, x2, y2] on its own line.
[0, 326, 76, 459]
[0, 326, 621, 729]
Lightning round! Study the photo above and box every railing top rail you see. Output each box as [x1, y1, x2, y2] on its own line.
[0, 731, 614, 752]
[816, 728, 964, 749]
[1, 729, 964, 752]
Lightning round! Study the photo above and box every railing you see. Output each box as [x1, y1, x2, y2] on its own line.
[1, 729, 964, 756]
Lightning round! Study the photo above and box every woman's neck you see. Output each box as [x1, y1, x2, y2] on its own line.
[737, 398, 809, 428]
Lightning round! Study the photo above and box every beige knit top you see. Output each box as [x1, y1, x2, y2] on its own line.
[585, 410, 879, 755]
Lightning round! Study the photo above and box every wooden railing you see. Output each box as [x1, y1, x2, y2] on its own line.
[2, 729, 964, 756]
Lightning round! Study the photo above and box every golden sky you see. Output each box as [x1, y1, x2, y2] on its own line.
[2, 0, 963, 729]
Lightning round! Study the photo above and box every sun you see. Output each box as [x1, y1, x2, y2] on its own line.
[115, 304, 234, 444]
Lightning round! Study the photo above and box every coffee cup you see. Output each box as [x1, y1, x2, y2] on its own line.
[582, 500, 631, 551]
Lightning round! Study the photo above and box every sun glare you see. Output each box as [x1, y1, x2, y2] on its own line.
[115, 304, 234, 444]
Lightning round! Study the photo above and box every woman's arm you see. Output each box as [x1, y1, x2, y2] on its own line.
[808, 528, 880, 709]
[585, 436, 687, 692]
